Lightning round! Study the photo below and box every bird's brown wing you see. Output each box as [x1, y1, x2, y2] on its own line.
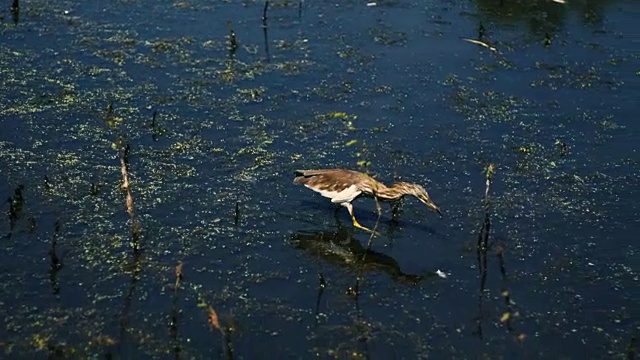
[294, 169, 366, 193]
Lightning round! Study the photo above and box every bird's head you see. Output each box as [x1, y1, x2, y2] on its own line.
[399, 183, 443, 217]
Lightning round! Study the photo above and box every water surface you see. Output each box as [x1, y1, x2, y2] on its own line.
[0, 0, 638, 358]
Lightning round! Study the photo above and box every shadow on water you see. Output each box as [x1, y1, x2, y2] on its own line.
[290, 225, 440, 285]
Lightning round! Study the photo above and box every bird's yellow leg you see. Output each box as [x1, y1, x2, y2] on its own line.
[352, 215, 373, 232]
[345, 203, 378, 234]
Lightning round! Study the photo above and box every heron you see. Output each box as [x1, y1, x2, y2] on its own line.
[294, 169, 442, 232]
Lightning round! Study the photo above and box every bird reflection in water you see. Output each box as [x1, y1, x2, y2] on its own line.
[290, 226, 438, 285]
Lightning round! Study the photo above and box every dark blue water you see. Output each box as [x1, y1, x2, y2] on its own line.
[1, 0, 638, 358]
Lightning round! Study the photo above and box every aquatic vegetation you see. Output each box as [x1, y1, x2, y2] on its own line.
[0, 0, 637, 358]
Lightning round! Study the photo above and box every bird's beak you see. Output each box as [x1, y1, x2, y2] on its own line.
[420, 195, 443, 218]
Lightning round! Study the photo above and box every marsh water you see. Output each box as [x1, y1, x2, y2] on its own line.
[1, 0, 638, 358]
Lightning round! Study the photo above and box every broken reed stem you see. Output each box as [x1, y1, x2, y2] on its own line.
[350, 185, 384, 302]
[120, 144, 130, 190]
[462, 37, 498, 52]
[477, 163, 495, 254]
[174, 261, 183, 292]
[207, 305, 233, 359]
[170, 261, 183, 357]
[234, 201, 240, 225]
[119, 143, 134, 217]
[262, 1, 269, 27]
[227, 21, 238, 54]
[362, 194, 382, 257]
[314, 272, 327, 326]
[119, 142, 141, 253]
[475, 164, 496, 338]
[208, 306, 224, 336]
[484, 164, 495, 204]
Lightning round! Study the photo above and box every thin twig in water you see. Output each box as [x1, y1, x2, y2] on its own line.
[314, 272, 326, 326]
[462, 38, 498, 52]
[475, 164, 495, 339]
[11, 0, 19, 23]
[362, 191, 382, 256]
[119, 141, 141, 254]
[207, 305, 234, 360]
[484, 164, 495, 202]
[175, 261, 183, 292]
[353, 187, 379, 359]
[227, 21, 238, 56]
[262, 1, 269, 28]
[208, 306, 223, 334]
[262, 1, 271, 61]
[349, 183, 383, 304]
[170, 262, 183, 358]
[234, 201, 240, 225]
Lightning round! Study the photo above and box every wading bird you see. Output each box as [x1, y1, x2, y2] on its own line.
[294, 169, 442, 232]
